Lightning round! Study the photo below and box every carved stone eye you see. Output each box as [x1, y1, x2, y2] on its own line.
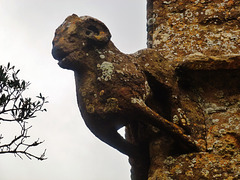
[86, 25, 99, 36]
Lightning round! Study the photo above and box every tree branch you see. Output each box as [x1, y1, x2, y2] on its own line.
[0, 63, 47, 160]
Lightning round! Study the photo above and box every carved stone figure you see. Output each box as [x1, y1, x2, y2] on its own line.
[51, 14, 201, 159]
[52, 8, 240, 179]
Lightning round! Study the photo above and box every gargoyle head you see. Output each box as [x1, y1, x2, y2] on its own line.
[52, 14, 111, 70]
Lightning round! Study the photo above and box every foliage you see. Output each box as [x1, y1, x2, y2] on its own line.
[0, 63, 47, 160]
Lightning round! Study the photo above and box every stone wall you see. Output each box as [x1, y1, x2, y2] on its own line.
[144, 0, 240, 179]
[147, 0, 240, 59]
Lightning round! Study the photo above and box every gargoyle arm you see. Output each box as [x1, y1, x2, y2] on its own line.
[131, 97, 203, 152]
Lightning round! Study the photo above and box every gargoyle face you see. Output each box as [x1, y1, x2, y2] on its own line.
[52, 14, 111, 70]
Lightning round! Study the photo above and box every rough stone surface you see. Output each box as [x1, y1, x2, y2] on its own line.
[146, 0, 240, 179]
[147, 54, 240, 180]
[52, 14, 206, 180]
[147, 0, 240, 59]
[52, 1, 240, 179]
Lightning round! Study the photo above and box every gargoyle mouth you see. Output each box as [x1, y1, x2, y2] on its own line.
[51, 46, 69, 61]
[56, 54, 74, 69]
[52, 47, 74, 69]
[57, 53, 73, 65]
[58, 56, 68, 64]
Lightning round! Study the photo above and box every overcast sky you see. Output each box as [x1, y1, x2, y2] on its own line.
[0, 0, 146, 179]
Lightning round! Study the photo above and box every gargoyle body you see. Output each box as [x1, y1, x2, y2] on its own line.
[52, 14, 200, 158]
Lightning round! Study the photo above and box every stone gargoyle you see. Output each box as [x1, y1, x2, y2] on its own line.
[51, 14, 201, 158]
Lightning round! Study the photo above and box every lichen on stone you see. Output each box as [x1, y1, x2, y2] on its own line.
[149, 0, 240, 60]
[97, 61, 114, 81]
[146, 1, 240, 179]
[104, 98, 120, 112]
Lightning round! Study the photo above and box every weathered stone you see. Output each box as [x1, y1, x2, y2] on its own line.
[52, 15, 205, 180]
[146, 0, 240, 179]
[52, 1, 240, 179]
[147, 0, 240, 59]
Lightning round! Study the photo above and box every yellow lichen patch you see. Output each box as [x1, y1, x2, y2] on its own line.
[99, 90, 105, 96]
[104, 98, 121, 113]
[86, 103, 95, 113]
[95, 31, 106, 40]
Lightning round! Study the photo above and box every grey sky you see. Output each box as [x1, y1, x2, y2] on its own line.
[0, 0, 146, 180]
